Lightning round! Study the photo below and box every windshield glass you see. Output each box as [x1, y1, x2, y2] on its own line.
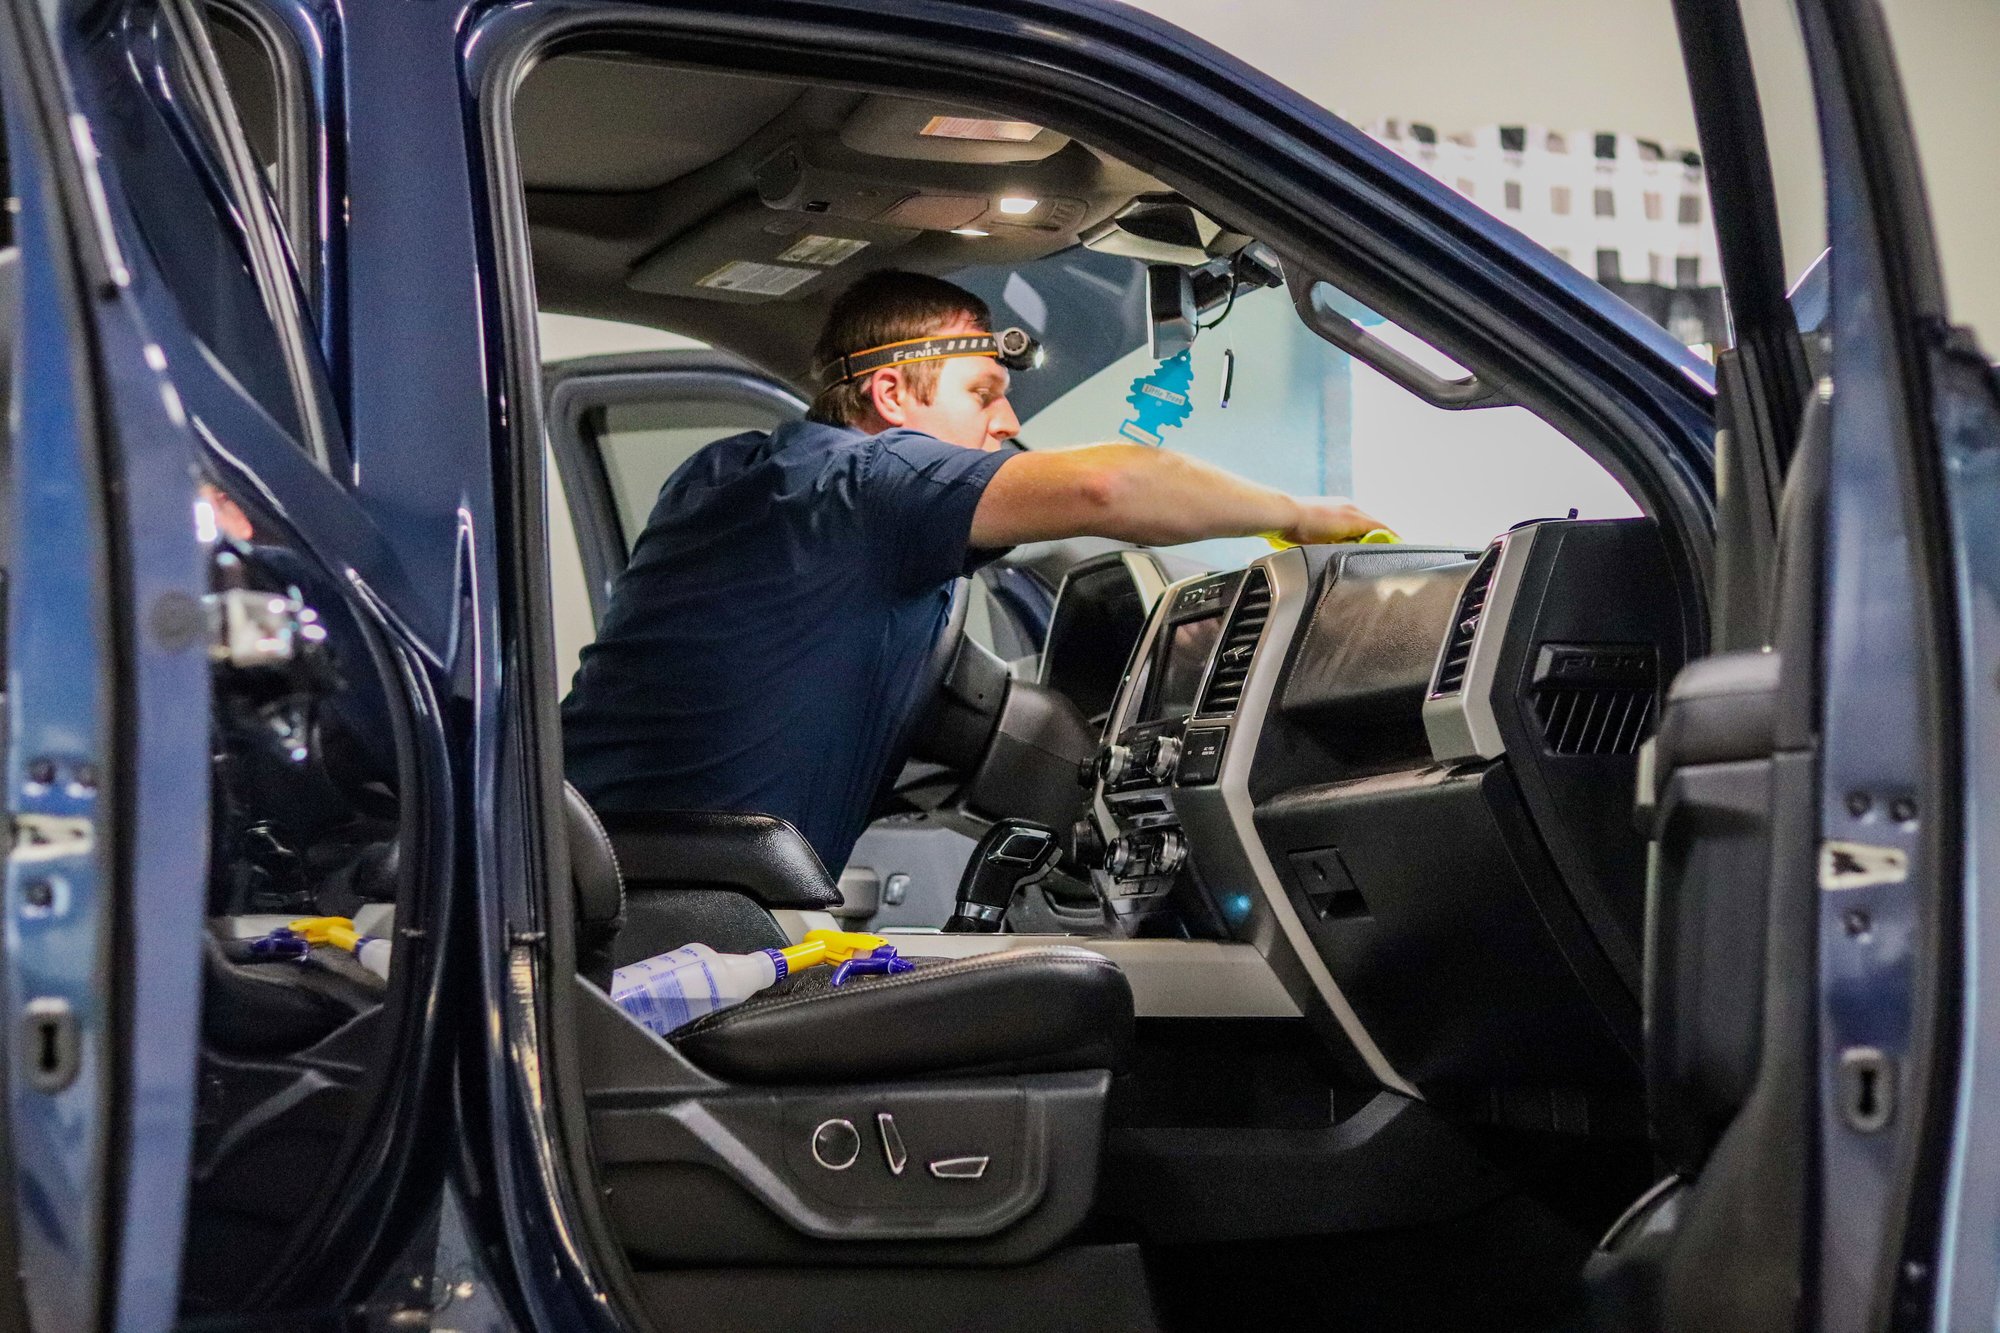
[960, 245, 1638, 566]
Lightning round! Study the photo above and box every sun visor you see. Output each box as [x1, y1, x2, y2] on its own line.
[627, 199, 918, 304]
[839, 96, 1070, 164]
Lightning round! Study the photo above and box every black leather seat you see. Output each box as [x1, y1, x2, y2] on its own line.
[562, 783, 1135, 1082]
[673, 947, 1132, 1084]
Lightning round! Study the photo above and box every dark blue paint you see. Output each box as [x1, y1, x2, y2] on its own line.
[1795, 0, 1962, 1325]
[39, 0, 1981, 1321]
[89, 269, 215, 1333]
[1929, 341, 2000, 1331]
[4, 83, 117, 1333]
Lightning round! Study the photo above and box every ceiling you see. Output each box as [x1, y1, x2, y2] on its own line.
[514, 53, 1164, 386]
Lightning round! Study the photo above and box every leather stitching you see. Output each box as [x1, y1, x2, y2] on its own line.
[566, 782, 626, 928]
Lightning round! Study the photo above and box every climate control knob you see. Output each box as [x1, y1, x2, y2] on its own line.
[1147, 736, 1183, 784]
[1153, 829, 1188, 876]
[1098, 744, 1134, 786]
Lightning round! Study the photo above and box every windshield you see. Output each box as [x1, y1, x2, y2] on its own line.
[958, 245, 1639, 565]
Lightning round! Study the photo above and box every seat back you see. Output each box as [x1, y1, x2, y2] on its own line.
[565, 781, 626, 987]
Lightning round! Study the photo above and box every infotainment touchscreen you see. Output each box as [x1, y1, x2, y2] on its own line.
[1148, 613, 1223, 719]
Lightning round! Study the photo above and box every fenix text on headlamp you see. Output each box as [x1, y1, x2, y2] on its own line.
[822, 326, 1044, 385]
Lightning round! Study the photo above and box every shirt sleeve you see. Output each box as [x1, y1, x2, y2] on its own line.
[861, 431, 1017, 593]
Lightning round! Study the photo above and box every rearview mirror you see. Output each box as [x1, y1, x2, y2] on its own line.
[1147, 265, 1196, 360]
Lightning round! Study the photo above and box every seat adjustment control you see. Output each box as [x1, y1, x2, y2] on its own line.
[876, 1112, 907, 1175]
[811, 1117, 860, 1171]
[928, 1155, 990, 1180]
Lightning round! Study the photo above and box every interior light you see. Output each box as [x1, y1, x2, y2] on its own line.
[997, 197, 1039, 216]
[950, 227, 990, 237]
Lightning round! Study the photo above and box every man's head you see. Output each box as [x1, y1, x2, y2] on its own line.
[807, 270, 1021, 451]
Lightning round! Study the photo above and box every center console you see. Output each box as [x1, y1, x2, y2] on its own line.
[1085, 567, 1266, 931]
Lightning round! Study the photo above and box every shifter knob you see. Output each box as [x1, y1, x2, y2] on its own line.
[943, 818, 1060, 933]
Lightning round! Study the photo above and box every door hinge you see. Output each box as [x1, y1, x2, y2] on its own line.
[12, 813, 94, 863]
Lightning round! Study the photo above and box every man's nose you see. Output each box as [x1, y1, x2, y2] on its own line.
[990, 399, 1021, 444]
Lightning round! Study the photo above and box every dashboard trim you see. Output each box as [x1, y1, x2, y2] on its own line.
[1422, 525, 1543, 762]
[1169, 549, 1421, 1098]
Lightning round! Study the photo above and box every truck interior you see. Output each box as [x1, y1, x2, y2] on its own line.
[160, 6, 1818, 1326]
[477, 37, 1782, 1333]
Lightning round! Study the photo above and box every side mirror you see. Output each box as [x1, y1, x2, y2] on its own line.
[1147, 265, 1196, 361]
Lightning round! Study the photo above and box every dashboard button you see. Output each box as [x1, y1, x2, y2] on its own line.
[1176, 728, 1227, 786]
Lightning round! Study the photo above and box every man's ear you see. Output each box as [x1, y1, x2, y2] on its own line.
[865, 368, 913, 427]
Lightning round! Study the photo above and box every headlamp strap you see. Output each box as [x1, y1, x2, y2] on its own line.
[825, 327, 1039, 384]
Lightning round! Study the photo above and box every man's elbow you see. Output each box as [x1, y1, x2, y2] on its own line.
[1072, 454, 1130, 517]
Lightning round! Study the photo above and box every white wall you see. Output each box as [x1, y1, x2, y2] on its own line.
[1128, 0, 1994, 338]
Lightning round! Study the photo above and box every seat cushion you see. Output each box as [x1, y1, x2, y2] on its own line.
[669, 946, 1134, 1084]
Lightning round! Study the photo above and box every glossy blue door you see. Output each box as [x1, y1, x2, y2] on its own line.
[0, 1, 214, 1327]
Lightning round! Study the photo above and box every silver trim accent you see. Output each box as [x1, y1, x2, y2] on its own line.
[876, 1112, 907, 1176]
[1171, 550, 1420, 1097]
[810, 1118, 860, 1171]
[1422, 527, 1541, 762]
[67, 116, 130, 290]
[1121, 551, 1170, 615]
[928, 1155, 990, 1180]
[952, 901, 1005, 924]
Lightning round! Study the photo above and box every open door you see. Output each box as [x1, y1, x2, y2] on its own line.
[0, 4, 218, 1327]
[2, 0, 462, 1321]
[1602, 1, 1995, 1329]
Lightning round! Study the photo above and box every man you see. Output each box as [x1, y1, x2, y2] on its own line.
[562, 270, 1384, 873]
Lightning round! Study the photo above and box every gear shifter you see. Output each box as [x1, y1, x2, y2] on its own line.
[943, 819, 1061, 933]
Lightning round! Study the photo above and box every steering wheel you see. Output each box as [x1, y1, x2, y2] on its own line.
[872, 579, 1009, 810]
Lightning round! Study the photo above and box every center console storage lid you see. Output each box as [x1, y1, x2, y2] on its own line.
[598, 808, 845, 910]
[671, 946, 1135, 1083]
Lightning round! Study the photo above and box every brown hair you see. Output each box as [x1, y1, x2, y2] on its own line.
[807, 270, 992, 427]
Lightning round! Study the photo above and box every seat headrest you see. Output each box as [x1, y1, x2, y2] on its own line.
[565, 782, 625, 961]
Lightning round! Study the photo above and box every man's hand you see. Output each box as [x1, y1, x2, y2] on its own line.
[1278, 497, 1389, 546]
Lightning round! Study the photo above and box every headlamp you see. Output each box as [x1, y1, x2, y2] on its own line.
[823, 326, 1044, 384]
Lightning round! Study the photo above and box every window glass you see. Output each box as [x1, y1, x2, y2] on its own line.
[1123, 0, 1728, 353]
[1873, 0, 1999, 342]
[205, 1, 314, 289]
[595, 397, 794, 544]
[1004, 259, 1637, 567]
[89, 0, 327, 461]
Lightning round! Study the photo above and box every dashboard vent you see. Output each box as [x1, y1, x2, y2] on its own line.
[1529, 643, 1659, 756]
[1432, 546, 1500, 697]
[1198, 568, 1271, 715]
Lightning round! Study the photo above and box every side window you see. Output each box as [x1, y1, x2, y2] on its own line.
[84, 0, 329, 464]
[204, 0, 316, 301]
[594, 397, 797, 546]
[1007, 263, 1637, 567]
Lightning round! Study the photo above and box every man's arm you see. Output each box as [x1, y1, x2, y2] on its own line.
[969, 444, 1384, 548]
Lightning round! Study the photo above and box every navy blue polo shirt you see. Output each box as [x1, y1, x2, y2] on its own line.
[561, 419, 1014, 874]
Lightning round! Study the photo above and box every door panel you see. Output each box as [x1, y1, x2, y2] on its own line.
[1, 0, 459, 1318]
[0, 9, 214, 1329]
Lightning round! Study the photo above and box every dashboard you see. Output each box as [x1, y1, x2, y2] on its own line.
[1050, 518, 1696, 1106]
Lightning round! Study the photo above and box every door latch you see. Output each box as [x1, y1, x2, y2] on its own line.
[11, 813, 93, 863]
[23, 997, 79, 1093]
[1838, 1046, 1895, 1133]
